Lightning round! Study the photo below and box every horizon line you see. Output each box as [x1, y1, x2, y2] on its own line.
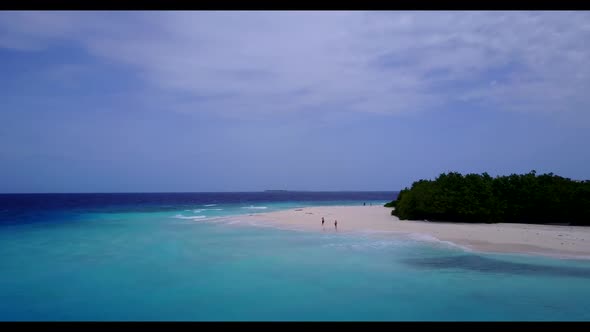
[0, 190, 400, 195]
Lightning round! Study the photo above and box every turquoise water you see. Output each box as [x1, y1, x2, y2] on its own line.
[1, 199, 590, 321]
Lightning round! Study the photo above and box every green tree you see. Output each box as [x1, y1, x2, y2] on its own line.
[387, 171, 590, 225]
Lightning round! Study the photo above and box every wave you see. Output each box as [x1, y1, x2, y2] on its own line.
[172, 214, 207, 220]
[193, 208, 223, 213]
[204, 208, 223, 211]
[404, 232, 470, 251]
[322, 239, 412, 251]
[406, 233, 441, 242]
[203, 204, 217, 207]
[241, 206, 268, 210]
[200, 216, 230, 223]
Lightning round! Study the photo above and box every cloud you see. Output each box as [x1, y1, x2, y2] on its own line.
[1, 11, 590, 116]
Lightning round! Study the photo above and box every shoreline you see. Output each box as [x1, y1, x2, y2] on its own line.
[222, 205, 590, 260]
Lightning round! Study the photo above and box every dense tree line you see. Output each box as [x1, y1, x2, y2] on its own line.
[385, 171, 590, 226]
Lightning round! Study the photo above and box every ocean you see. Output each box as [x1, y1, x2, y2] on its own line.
[1, 192, 590, 321]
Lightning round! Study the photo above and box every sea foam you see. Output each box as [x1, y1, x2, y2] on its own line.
[241, 206, 268, 210]
[172, 214, 207, 220]
[193, 208, 222, 213]
[405, 232, 470, 251]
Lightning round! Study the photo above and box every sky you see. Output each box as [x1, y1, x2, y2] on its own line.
[1, 11, 590, 193]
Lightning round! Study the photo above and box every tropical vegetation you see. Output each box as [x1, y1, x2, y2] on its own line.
[385, 171, 590, 225]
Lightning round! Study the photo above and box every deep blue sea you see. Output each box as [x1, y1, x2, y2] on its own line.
[1, 192, 590, 321]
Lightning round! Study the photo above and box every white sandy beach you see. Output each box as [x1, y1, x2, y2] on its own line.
[227, 206, 590, 259]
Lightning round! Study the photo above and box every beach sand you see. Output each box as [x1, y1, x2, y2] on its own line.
[226, 206, 590, 259]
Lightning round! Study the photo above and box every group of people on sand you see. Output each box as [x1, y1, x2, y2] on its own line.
[321, 217, 337, 230]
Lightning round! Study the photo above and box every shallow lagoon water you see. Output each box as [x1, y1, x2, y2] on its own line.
[1, 193, 589, 321]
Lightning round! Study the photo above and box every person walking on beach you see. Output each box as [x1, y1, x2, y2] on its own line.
[334, 219, 338, 230]
[322, 217, 325, 226]
[363, 202, 366, 206]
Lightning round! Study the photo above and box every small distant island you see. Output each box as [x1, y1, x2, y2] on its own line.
[385, 170, 590, 226]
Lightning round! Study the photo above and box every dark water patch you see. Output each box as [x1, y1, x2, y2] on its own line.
[403, 254, 590, 279]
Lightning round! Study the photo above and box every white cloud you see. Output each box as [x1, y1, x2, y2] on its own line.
[1, 11, 589, 116]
